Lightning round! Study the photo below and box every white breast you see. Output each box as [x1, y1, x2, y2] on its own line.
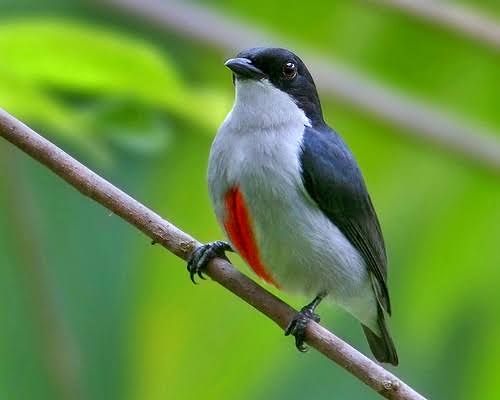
[208, 79, 378, 330]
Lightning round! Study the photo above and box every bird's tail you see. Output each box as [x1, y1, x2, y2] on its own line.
[361, 306, 398, 366]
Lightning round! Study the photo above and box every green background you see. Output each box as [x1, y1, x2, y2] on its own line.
[1, 1, 499, 399]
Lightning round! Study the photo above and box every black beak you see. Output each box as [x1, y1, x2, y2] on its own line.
[225, 58, 266, 80]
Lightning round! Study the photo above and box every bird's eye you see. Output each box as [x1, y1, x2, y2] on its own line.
[282, 62, 297, 80]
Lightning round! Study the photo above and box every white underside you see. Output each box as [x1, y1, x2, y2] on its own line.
[208, 79, 378, 330]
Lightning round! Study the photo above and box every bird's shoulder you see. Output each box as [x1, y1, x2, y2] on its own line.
[300, 125, 364, 198]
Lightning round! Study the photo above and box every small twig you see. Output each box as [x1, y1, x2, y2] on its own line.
[365, 0, 500, 52]
[1, 148, 84, 400]
[0, 108, 427, 399]
[105, 0, 500, 175]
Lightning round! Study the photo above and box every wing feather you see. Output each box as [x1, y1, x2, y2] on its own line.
[300, 126, 391, 314]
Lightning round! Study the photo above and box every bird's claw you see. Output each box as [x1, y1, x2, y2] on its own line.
[285, 306, 321, 352]
[186, 241, 233, 284]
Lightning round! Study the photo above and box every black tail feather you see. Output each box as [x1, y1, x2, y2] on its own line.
[362, 307, 398, 366]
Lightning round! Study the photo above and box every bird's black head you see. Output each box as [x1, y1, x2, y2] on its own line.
[225, 47, 324, 126]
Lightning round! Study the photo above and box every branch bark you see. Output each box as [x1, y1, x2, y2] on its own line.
[0, 108, 427, 400]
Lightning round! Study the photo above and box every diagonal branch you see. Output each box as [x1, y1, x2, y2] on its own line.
[0, 108, 427, 400]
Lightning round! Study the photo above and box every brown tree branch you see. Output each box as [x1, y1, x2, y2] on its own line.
[0, 108, 427, 399]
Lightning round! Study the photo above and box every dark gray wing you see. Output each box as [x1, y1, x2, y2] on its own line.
[300, 125, 391, 314]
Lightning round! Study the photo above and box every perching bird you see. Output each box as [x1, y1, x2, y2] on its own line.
[187, 47, 398, 365]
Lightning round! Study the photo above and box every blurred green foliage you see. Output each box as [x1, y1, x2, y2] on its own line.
[0, 18, 229, 161]
[1, 1, 500, 400]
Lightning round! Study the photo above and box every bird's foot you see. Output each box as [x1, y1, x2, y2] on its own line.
[284, 305, 321, 352]
[186, 241, 233, 284]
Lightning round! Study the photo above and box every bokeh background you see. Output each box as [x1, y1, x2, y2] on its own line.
[1, 1, 500, 399]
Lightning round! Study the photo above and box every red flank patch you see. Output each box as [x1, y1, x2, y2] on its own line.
[224, 187, 279, 288]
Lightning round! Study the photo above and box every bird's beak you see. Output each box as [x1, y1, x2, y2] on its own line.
[224, 58, 266, 80]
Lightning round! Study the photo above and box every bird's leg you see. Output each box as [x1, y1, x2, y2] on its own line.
[285, 292, 327, 352]
[186, 241, 234, 284]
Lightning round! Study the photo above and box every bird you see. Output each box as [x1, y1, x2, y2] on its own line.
[187, 47, 398, 365]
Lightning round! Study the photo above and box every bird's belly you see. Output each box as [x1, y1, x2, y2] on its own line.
[238, 181, 375, 319]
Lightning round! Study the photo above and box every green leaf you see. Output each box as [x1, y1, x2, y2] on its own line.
[0, 19, 229, 132]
